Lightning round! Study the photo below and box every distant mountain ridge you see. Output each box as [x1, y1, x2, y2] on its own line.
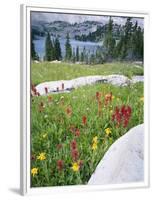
[31, 20, 104, 40]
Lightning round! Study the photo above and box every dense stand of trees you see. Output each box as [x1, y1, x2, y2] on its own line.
[44, 32, 62, 61]
[75, 17, 143, 61]
[31, 17, 143, 63]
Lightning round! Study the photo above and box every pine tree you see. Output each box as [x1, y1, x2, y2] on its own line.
[45, 32, 54, 61]
[104, 17, 116, 60]
[80, 46, 86, 63]
[76, 46, 79, 62]
[54, 37, 62, 60]
[80, 52, 84, 62]
[65, 33, 72, 61]
[31, 39, 39, 60]
[116, 17, 133, 60]
[72, 48, 76, 63]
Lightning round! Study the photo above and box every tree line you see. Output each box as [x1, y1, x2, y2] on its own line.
[31, 17, 143, 63]
[104, 17, 143, 61]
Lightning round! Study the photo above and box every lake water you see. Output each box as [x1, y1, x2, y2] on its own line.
[33, 36, 101, 60]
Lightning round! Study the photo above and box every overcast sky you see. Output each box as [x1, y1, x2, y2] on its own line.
[31, 11, 144, 27]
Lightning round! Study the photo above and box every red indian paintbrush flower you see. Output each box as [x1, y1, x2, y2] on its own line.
[96, 92, 101, 101]
[62, 83, 64, 90]
[45, 87, 48, 94]
[82, 116, 87, 125]
[105, 92, 112, 106]
[71, 149, 79, 161]
[70, 140, 77, 150]
[112, 105, 132, 128]
[57, 160, 64, 171]
[75, 128, 80, 137]
[70, 125, 76, 133]
[31, 84, 37, 96]
[66, 106, 72, 117]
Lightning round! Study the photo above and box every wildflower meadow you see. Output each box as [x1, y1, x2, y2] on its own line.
[31, 62, 144, 187]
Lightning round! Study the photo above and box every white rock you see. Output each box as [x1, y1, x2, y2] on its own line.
[88, 124, 144, 185]
[132, 76, 144, 84]
[50, 60, 61, 63]
[35, 75, 140, 95]
[106, 75, 131, 86]
[34, 60, 39, 63]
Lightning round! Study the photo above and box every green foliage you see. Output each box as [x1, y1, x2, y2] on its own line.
[65, 33, 72, 61]
[45, 32, 54, 61]
[104, 17, 116, 60]
[76, 46, 79, 62]
[116, 18, 143, 60]
[45, 33, 62, 61]
[74, 17, 144, 61]
[54, 37, 62, 61]
[31, 39, 39, 60]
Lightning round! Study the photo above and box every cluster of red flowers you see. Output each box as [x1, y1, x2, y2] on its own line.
[96, 91, 101, 101]
[105, 92, 112, 106]
[82, 116, 87, 125]
[66, 106, 72, 117]
[96, 92, 102, 116]
[31, 84, 40, 96]
[57, 159, 64, 171]
[70, 125, 80, 137]
[112, 105, 132, 127]
[70, 140, 79, 161]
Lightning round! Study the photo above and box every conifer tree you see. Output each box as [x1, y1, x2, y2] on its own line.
[54, 37, 62, 60]
[65, 33, 72, 61]
[45, 32, 54, 61]
[76, 46, 79, 62]
[104, 17, 115, 59]
[31, 39, 39, 60]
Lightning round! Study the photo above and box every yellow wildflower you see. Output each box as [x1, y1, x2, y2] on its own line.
[92, 136, 98, 143]
[71, 162, 80, 172]
[37, 152, 46, 161]
[117, 98, 120, 101]
[140, 96, 144, 102]
[112, 95, 115, 100]
[105, 128, 111, 136]
[31, 167, 38, 177]
[92, 142, 97, 150]
[42, 133, 47, 138]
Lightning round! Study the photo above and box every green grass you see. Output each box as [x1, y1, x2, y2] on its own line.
[31, 80, 144, 187]
[31, 62, 143, 85]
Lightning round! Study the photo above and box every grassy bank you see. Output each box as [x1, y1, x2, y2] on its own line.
[31, 62, 143, 85]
